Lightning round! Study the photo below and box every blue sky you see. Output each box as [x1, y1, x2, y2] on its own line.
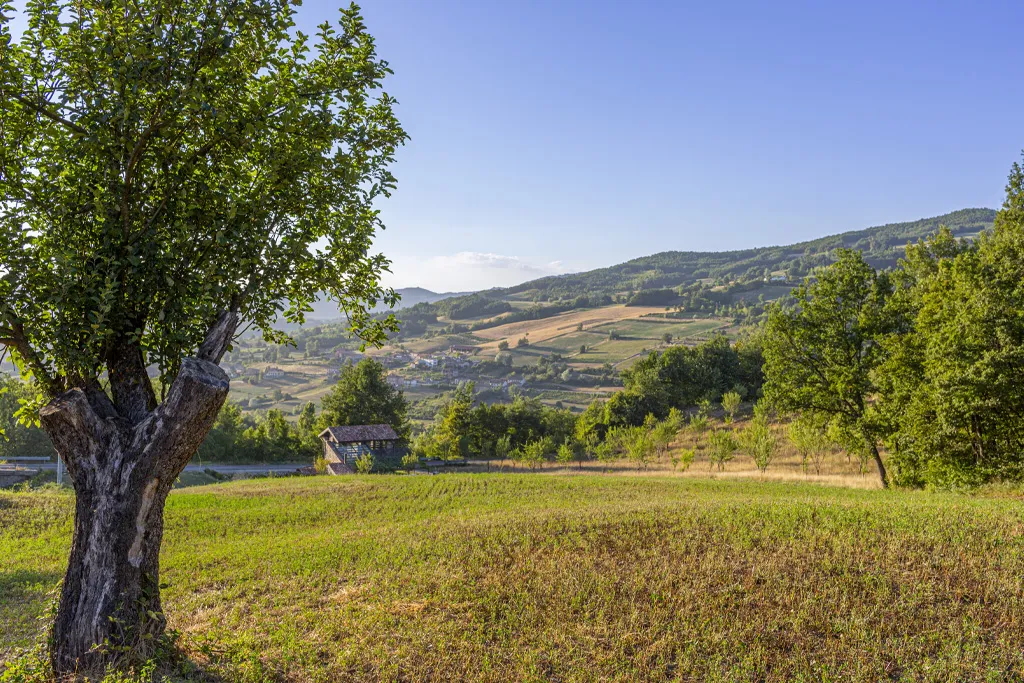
[340, 0, 1023, 291]
[8, 1, 1023, 292]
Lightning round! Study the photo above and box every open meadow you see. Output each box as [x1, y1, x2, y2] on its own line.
[4, 475, 1024, 682]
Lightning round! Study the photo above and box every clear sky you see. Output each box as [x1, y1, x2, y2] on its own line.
[8, 0, 1023, 292]
[337, 0, 1023, 292]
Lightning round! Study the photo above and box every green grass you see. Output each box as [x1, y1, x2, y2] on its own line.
[4, 476, 1024, 681]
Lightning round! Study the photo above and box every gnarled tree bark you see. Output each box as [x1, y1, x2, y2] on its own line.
[40, 313, 236, 678]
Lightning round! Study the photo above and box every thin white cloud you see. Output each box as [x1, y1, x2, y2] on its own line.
[435, 251, 565, 275]
[385, 251, 571, 292]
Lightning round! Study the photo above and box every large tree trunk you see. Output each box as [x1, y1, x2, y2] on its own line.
[40, 357, 230, 679]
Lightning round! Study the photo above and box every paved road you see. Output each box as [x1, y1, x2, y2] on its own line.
[19, 462, 309, 474]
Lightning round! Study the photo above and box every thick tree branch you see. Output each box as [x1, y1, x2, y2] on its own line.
[38, 389, 111, 482]
[134, 357, 230, 480]
[106, 336, 157, 424]
[197, 309, 239, 363]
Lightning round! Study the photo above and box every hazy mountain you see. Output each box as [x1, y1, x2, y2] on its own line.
[304, 287, 471, 321]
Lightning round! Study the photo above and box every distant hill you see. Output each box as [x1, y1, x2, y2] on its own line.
[305, 287, 470, 321]
[484, 208, 997, 302]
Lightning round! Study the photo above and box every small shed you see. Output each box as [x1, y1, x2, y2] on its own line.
[319, 424, 401, 474]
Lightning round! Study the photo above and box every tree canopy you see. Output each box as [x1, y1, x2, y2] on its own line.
[0, 0, 406, 401]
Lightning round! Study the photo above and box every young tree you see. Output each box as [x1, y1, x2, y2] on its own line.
[522, 437, 553, 470]
[0, 1, 404, 674]
[706, 430, 737, 471]
[788, 414, 830, 475]
[650, 414, 679, 462]
[721, 391, 742, 424]
[739, 406, 778, 474]
[762, 250, 895, 487]
[498, 340, 510, 351]
[671, 448, 696, 471]
[556, 439, 575, 469]
[433, 383, 475, 460]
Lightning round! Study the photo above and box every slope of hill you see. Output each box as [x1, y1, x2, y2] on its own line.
[6, 476, 1024, 680]
[503, 208, 996, 300]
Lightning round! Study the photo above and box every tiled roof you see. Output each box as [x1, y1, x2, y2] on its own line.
[319, 424, 400, 443]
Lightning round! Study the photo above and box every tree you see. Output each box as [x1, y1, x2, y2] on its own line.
[0, 377, 56, 461]
[650, 410, 680, 462]
[579, 344, 587, 354]
[721, 391, 742, 424]
[556, 439, 575, 468]
[739, 405, 778, 474]
[621, 424, 654, 471]
[521, 437, 553, 469]
[762, 250, 894, 487]
[706, 429, 737, 471]
[433, 383, 475, 460]
[318, 359, 409, 440]
[788, 414, 830, 475]
[498, 340, 510, 351]
[517, 336, 530, 348]
[875, 161, 1024, 487]
[0, 1, 404, 674]
[662, 332, 673, 344]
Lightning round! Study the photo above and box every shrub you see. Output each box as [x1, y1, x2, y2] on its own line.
[672, 447, 696, 471]
[740, 409, 778, 474]
[355, 453, 375, 474]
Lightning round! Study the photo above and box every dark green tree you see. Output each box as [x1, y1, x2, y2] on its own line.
[318, 359, 409, 440]
[762, 250, 894, 487]
[878, 159, 1024, 487]
[0, 0, 404, 673]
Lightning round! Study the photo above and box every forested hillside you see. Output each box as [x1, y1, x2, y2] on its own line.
[505, 208, 996, 300]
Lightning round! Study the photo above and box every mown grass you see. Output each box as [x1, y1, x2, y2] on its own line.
[3, 475, 1024, 681]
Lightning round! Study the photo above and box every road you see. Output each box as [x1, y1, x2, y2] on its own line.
[18, 461, 309, 475]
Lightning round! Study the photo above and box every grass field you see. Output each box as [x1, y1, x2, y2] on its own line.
[4, 475, 1024, 681]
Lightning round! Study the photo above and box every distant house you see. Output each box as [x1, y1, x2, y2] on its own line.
[319, 425, 401, 474]
[418, 356, 439, 369]
[449, 344, 478, 355]
[386, 374, 405, 388]
[264, 367, 285, 378]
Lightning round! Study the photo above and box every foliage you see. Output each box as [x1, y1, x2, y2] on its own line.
[762, 249, 894, 486]
[317, 359, 410, 440]
[874, 163, 1024, 488]
[721, 391, 742, 423]
[788, 414, 830, 475]
[0, 377, 54, 461]
[618, 336, 763, 423]
[739, 406, 778, 474]
[0, 0, 405, 395]
[706, 430, 737, 471]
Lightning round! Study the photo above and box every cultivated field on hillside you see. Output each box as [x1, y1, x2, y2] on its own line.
[474, 305, 669, 349]
[4, 476, 1024, 681]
